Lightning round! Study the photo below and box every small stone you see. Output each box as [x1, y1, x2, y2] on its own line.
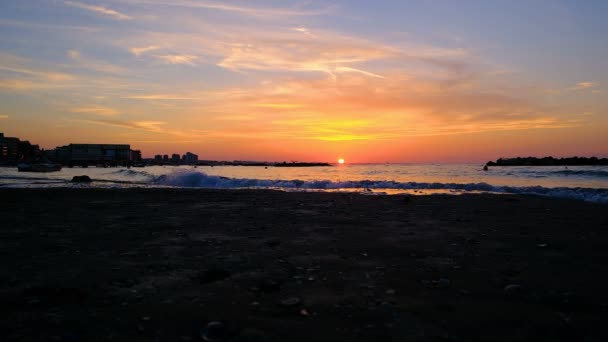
[280, 297, 301, 307]
[504, 284, 522, 292]
[385, 289, 396, 295]
[71, 175, 92, 183]
[537, 243, 549, 248]
[300, 308, 310, 316]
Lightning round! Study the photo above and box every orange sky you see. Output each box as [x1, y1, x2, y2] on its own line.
[1, 1, 607, 162]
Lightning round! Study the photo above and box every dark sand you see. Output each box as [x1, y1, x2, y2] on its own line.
[1, 188, 608, 341]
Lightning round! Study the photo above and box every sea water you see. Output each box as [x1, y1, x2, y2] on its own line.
[1, 164, 607, 203]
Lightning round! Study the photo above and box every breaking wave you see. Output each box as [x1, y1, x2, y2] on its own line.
[154, 171, 608, 204]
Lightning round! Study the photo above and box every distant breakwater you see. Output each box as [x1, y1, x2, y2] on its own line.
[486, 157, 608, 167]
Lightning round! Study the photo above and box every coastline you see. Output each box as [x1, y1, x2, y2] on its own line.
[2, 188, 607, 341]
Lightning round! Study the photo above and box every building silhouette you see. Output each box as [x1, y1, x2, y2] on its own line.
[0, 132, 40, 164]
[51, 143, 133, 166]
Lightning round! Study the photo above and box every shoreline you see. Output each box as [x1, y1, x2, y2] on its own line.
[2, 188, 608, 341]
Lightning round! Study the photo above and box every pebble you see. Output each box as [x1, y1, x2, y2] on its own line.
[280, 297, 301, 307]
[504, 284, 522, 292]
[385, 289, 396, 295]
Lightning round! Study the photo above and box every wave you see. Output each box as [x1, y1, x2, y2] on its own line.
[110, 168, 152, 177]
[154, 171, 608, 204]
[511, 169, 608, 178]
[552, 170, 608, 177]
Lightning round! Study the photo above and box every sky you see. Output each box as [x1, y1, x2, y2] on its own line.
[0, 0, 607, 163]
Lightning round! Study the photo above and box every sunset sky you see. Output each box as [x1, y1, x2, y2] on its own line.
[1, 0, 607, 162]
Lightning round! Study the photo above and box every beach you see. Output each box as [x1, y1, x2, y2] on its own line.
[2, 188, 608, 341]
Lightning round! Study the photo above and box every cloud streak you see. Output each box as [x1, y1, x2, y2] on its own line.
[64, 1, 131, 20]
[156, 54, 199, 65]
[130, 45, 160, 56]
[67, 50, 126, 74]
[571, 81, 597, 90]
[121, 0, 332, 18]
[70, 106, 120, 116]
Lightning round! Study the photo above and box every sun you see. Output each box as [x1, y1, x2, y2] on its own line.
[338, 158, 345, 164]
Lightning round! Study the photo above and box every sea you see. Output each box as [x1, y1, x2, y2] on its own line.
[1, 164, 608, 204]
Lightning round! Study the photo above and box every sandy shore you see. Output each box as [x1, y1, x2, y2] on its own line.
[1, 188, 607, 341]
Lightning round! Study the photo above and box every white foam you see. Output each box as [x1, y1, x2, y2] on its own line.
[154, 170, 608, 204]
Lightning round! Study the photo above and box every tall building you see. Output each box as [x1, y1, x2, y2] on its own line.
[171, 153, 181, 164]
[0, 133, 19, 162]
[183, 152, 199, 164]
[130, 150, 142, 162]
[0, 133, 40, 164]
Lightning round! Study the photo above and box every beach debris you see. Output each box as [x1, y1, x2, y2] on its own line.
[200, 321, 226, 342]
[279, 297, 302, 307]
[71, 175, 92, 183]
[196, 269, 231, 284]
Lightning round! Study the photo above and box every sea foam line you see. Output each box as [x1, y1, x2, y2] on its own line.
[154, 171, 608, 204]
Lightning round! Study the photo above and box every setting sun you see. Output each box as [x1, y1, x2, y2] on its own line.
[338, 158, 345, 164]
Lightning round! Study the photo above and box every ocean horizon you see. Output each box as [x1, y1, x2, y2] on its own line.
[2, 163, 607, 204]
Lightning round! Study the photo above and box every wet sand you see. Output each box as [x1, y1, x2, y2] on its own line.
[1, 188, 608, 341]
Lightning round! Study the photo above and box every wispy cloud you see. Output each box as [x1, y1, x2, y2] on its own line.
[0, 114, 8, 119]
[63, 1, 131, 20]
[75, 118, 199, 138]
[291, 26, 316, 38]
[67, 49, 126, 74]
[70, 106, 120, 116]
[130, 45, 160, 56]
[571, 81, 597, 90]
[122, 94, 199, 100]
[156, 54, 199, 65]
[122, 0, 332, 18]
[0, 53, 76, 91]
[78, 118, 166, 132]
